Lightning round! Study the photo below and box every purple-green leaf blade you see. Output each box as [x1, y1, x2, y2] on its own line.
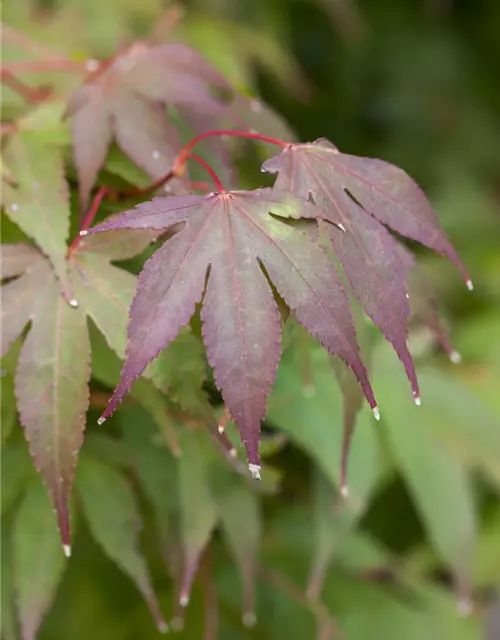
[263, 144, 419, 400]
[15, 269, 90, 549]
[264, 139, 471, 284]
[88, 189, 377, 468]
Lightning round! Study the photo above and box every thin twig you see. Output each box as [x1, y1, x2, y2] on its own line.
[67, 187, 108, 255]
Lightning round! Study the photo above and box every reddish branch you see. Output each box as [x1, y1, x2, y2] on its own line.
[188, 154, 226, 191]
[68, 187, 109, 255]
[68, 129, 292, 247]
[178, 129, 288, 166]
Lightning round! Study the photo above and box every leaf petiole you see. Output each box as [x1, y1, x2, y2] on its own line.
[68, 187, 109, 255]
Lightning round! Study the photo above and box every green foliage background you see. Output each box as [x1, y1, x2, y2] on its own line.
[2, 1, 500, 639]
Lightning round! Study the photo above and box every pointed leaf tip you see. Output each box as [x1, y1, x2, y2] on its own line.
[248, 464, 261, 480]
[63, 544, 71, 558]
[372, 406, 380, 421]
[157, 620, 169, 634]
[457, 597, 473, 617]
[242, 611, 257, 628]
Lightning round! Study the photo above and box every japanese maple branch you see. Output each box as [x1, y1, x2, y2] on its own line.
[177, 129, 288, 166]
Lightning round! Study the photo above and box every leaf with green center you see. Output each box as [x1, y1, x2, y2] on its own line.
[14, 262, 90, 553]
[84, 188, 377, 474]
[263, 139, 471, 402]
[177, 430, 218, 608]
[372, 343, 477, 600]
[76, 455, 168, 633]
[13, 481, 67, 640]
[66, 41, 232, 208]
[2, 132, 73, 300]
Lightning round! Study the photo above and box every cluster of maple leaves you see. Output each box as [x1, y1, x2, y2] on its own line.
[2, 39, 470, 589]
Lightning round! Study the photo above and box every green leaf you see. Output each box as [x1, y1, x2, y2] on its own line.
[372, 344, 477, 595]
[1, 443, 37, 514]
[13, 481, 67, 640]
[414, 368, 500, 491]
[2, 131, 72, 299]
[89, 326, 181, 456]
[211, 466, 261, 624]
[177, 429, 218, 607]
[15, 269, 90, 552]
[268, 335, 381, 519]
[0, 356, 18, 448]
[76, 455, 167, 632]
[121, 405, 179, 545]
[1, 515, 17, 640]
[307, 467, 346, 600]
[146, 328, 207, 413]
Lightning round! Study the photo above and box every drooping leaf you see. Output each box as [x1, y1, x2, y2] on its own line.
[307, 467, 346, 601]
[76, 455, 168, 633]
[1, 443, 37, 515]
[2, 341, 22, 443]
[14, 264, 90, 552]
[2, 131, 73, 300]
[268, 334, 381, 519]
[66, 41, 232, 208]
[177, 430, 218, 608]
[410, 369, 500, 493]
[210, 467, 261, 625]
[85, 188, 377, 472]
[13, 481, 67, 640]
[372, 343, 477, 599]
[263, 138, 471, 400]
[121, 406, 179, 543]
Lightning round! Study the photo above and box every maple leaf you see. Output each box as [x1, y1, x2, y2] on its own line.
[66, 41, 232, 208]
[83, 188, 378, 474]
[262, 138, 471, 402]
[4, 252, 91, 554]
[2, 129, 74, 303]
